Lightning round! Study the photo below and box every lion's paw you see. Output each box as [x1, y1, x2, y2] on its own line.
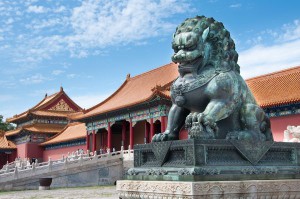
[185, 113, 194, 128]
[151, 132, 178, 142]
[151, 133, 163, 142]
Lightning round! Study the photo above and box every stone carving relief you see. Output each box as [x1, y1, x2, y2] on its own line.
[284, 126, 300, 142]
[48, 99, 74, 112]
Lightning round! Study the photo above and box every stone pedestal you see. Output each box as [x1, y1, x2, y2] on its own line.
[117, 179, 300, 198]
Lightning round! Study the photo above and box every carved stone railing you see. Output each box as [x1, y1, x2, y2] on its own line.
[283, 125, 300, 142]
[0, 147, 134, 183]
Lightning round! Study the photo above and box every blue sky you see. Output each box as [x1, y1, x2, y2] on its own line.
[1, 0, 300, 120]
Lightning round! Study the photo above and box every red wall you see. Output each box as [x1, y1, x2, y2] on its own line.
[15, 143, 44, 161]
[0, 151, 16, 169]
[26, 143, 44, 161]
[43, 144, 86, 161]
[16, 143, 27, 159]
[0, 153, 8, 169]
[270, 114, 300, 142]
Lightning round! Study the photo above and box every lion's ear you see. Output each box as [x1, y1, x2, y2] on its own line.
[202, 27, 209, 42]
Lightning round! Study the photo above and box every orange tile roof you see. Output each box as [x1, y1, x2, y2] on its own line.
[7, 87, 82, 123]
[71, 63, 300, 120]
[0, 131, 16, 149]
[32, 110, 72, 117]
[40, 122, 86, 146]
[5, 123, 65, 137]
[71, 63, 178, 120]
[246, 66, 300, 107]
[4, 128, 21, 137]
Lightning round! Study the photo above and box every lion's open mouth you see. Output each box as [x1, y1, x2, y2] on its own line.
[178, 56, 203, 71]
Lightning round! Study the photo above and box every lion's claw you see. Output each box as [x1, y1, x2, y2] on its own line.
[151, 132, 178, 142]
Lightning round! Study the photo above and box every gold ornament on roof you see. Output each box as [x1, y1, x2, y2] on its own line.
[48, 99, 74, 112]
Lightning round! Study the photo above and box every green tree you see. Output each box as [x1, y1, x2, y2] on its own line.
[0, 115, 15, 131]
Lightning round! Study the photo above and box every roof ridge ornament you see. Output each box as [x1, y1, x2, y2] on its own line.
[151, 84, 163, 92]
[126, 73, 131, 80]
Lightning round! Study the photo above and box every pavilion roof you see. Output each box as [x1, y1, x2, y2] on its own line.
[70, 63, 178, 120]
[71, 63, 300, 120]
[246, 65, 300, 108]
[0, 130, 16, 149]
[5, 123, 65, 137]
[7, 87, 82, 123]
[40, 122, 86, 146]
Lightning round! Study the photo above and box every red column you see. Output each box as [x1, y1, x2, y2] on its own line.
[107, 122, 112, 151]
[129, 119, 134, 149]
[145, 121, 149, 143]
[122, 121, 126, 149]
[92, 130, 96, 152]
[86, 131, 90, 151]
[150, 118, 154, 141]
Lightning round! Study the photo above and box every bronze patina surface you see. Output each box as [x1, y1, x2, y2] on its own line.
[126, 16, 300, 181]
[152, 16, 273, 142]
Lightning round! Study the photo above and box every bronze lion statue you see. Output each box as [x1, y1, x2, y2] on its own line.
[152, 16, 273, 142]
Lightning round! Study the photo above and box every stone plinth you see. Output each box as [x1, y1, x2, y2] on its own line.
[117, 179, 300, 199]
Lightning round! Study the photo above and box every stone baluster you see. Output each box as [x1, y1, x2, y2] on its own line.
[14, 167, 18, 179]
[79, 153, 83, 164]
[283, 130, 290, 142]
[48, 157, 52, 171]
[32, 162, 35, 172]
[121, 146, 124, 157]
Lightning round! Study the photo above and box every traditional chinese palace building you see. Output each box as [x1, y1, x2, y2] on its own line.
[0, 130, 16, 167]
[2, 63, 300, 168]
[4, 87, 82, 163]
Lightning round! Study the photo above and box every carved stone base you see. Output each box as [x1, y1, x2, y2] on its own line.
[117, 179, 300, 199]
[130, 139, 300, 181]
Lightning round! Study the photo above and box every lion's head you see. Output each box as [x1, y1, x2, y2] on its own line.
[172, 16, 240, 76]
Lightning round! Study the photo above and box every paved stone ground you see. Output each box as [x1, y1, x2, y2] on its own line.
[0, 186, 119, 199]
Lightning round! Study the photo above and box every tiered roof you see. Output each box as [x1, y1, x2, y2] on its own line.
[246, 66, 300, 107]
[71, 64, 300, 121]
[71, 63, 178, 120]
[5, 87, 82, 137]
[40, 122, 86, 146]
[7, 64, 299, 146]
[0, 130, 16, 150]
[7, 87, 82, 123]
[5, 123, 65, 137]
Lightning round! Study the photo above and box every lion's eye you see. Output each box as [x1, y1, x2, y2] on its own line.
[186, 44, 197, 51]
[172, 46, 179, 53]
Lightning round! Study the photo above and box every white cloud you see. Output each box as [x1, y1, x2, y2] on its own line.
[40, 0, 190, 58]
[27, 5, 47, 13]
[280, 20, 300, 42]
[230, 3, 241, 8]
[52, 70, 64, 75]
[72, 93, 112, 109]
[53, 6, 66, 13]
[20, 73, 51, 84]
[67, 74, 77, 79]
[67, 0, 189, 56]
[3, 0, 191, 64]
[26, 17, 68, 31]
[239, 39, 300, 78]
[5, 18, 14, 25]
